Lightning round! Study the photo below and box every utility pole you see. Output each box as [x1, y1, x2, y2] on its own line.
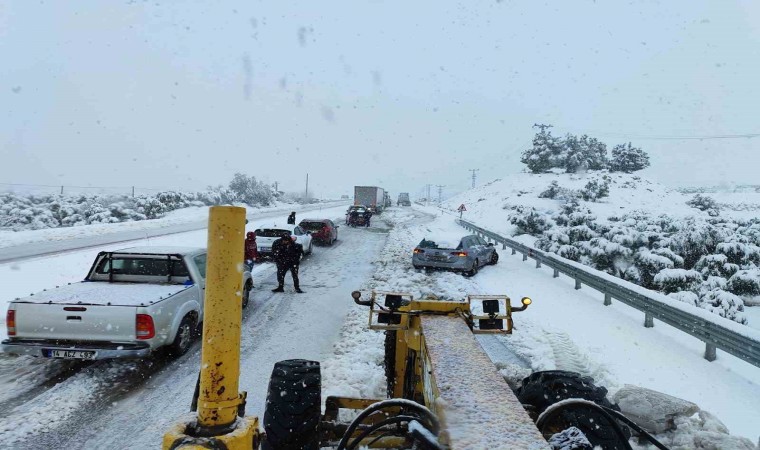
[274, 181, 278, 192]
[60, 185, 64, 195]
[436, 185, 444, 204]
[131, 186, 135, 198]
[425, 184, 431, 206]
[305, 174, 309, 200]
[469, 169, 479, 188]
[533, 123, 553, 132]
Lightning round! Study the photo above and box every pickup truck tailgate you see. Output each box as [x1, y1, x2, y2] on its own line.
[14, 303, 137, 341]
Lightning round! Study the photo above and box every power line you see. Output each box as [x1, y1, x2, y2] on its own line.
[552, 128, 760, 141]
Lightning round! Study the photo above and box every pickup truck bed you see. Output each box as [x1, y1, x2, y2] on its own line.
[22, 282, 191, 307]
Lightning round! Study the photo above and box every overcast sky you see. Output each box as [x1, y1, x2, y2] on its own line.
[1, 1, 759, 199]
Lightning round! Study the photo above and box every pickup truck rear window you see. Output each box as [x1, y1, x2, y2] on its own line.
[95, 257, 190, 277]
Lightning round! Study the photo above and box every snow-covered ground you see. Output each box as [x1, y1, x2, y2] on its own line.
[322, 206, 760, 446]
[2, 203, 758, 448]
[440, 171, 760, 237]
[0, 200, 347, 262]
[0, 204, 371, 447]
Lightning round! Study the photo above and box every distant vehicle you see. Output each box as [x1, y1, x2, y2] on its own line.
[255, 224, 314, 257]
[340, 195, 350, 199]
[354, 186, 385, 213]
[397, 192, 411, 206]
[299, 219, 339, 246]
[345, 205, 370, 227]
[1, 247, 253, 360]
[412, 235, 498, 276]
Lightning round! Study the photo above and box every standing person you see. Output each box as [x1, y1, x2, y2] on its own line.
[365, 209, 372, 227]
[287, 211, 296, 225]
[271, 234, 304, 293]
[244, 231, 258, 271]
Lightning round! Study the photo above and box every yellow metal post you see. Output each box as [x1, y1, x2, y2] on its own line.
[163, 206, 260, 450]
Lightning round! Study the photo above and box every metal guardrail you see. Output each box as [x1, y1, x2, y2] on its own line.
[457, 218, 760, 368]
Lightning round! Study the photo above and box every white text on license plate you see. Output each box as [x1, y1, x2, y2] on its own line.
[49, 350, 96, 360]
[260, 247, 271, 252]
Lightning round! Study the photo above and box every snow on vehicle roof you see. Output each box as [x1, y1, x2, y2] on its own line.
[256, 224, 296, 231]
[15, 282, 191, 306]
[113, 246, 205, 256]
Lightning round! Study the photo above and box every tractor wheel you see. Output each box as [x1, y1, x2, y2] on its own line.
[384, 330, 397, 398]
[263, 360, 321, 450]
[516, 370, 630, 450]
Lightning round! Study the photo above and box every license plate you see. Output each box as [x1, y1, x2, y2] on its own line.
[46, 349, 96, 360]
[260, 247, 271, 252]
[430, 256, 447, 261]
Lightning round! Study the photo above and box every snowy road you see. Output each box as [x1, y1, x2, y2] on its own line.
[0, 205, 388, 448]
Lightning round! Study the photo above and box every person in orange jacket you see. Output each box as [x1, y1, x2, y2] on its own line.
[244, 231, 258, 270]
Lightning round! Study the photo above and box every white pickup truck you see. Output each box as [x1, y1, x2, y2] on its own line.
[2, 246, 253, 360]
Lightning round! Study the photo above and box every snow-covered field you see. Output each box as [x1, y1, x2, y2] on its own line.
[0, 200, 347, 262]
[323, 206, 760, 447]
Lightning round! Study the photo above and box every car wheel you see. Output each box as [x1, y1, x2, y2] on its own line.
[242, 279, 253, 309]
[463, 259, 479, 277]
[169, 314, 196, 357]
[490, 251, 499, 265]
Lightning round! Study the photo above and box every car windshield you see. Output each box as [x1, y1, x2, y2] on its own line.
[255, 229, 291, 238]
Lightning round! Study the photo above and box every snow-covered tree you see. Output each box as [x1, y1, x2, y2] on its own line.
[520, 127, 564, 173]
[510, 206, 553, 235]
[694, 254, 739, 279]
[579, 178, 610, 202]
[609, 143, 650, 173]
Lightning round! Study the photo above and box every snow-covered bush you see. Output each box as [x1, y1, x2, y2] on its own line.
[510, 206, 553, 235]
[726, 269, 760, 298]
[609, 142, 650, 173]
[578, 178, 610, 202]
[694, 254, 739, 279]
[635, 250, 675, 289]
[699, 289, 747, 324]
[228, 173, 274, 206]
[654, 269, 702, 294]
[686, 194, 720, 216]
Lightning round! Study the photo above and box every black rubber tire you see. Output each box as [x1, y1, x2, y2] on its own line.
[490, 250, 499, 265]
[516, 370, 630, 449]
[263, 359, 321, 450]
[384, 330, 397, 398]
[463, 259, 479, 277]
[169, 314, 195, 357]
[242, 280, 252, 309]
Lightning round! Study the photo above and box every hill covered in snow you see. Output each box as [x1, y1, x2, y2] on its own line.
[442, 171, 760, 325]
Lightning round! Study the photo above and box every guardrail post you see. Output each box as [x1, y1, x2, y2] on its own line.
[553, 269, 559, 278]
[511, 248, 517, 255]
[522, 253, 528, 261]
[644, 312, 654, 328]
[604, 293, 612, 306]
[536, 260, 541, 269]
[575, 279, 581, 290]
[502, 243, 507, 250]
[704, 343, 717, 361]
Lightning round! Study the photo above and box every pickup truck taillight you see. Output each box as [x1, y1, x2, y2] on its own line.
[6, 309, 15, 336]
[136, 314, 155, 339]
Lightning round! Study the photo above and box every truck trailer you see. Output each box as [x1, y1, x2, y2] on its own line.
[354, 186, 385, 213]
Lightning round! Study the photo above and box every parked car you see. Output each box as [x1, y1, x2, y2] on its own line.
[1, 247, 253, 360]
[412, 235, 498, 276]
[298, 219, 339, 245]
[254, 224, 314, 258]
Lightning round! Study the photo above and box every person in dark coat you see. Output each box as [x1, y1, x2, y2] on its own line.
[244, 231, 258, 270]
[271, 234, 304, 293]
[364, 209, 372, 227]
[287, 211, 296, 225]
